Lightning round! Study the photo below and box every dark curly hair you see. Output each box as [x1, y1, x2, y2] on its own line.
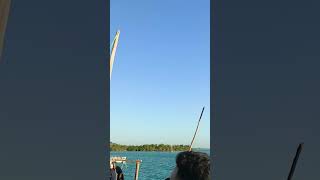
[175, 151, 210, 180]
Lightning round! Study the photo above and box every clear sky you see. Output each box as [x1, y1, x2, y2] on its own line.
[110, 0, 210, 148]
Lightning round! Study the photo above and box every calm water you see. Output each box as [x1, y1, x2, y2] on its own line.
[110, 149, 210, 180]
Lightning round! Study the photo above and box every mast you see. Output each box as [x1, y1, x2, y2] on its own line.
[287, 143, 304, 180]
[110, 30, 120, 79]
[0, 0, 11, 61]
[189, 107, 205, 151]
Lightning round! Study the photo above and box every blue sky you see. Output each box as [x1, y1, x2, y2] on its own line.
[110, 0, 210, 148]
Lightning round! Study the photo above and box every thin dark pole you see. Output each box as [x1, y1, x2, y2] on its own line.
[189, 107, 205, 151]
[287, 143, 304, 180]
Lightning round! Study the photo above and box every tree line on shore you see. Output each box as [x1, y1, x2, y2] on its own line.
[110, 142, 190, 151]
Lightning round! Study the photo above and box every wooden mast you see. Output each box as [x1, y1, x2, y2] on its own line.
[287, 143, 304, 180]
[189, 107, 205, 151]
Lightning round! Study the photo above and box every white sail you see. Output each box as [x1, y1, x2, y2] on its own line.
[110, 30, 120, 79]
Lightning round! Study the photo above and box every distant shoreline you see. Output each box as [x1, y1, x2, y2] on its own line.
[110, 143, 209, 152]
[111, 150, 183, 152]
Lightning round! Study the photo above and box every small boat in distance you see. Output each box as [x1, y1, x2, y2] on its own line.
[110, 156, 142, 180]
[111, 156, 127, 163]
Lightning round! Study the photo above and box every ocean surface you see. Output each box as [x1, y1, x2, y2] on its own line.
[110, 149, 210, 180]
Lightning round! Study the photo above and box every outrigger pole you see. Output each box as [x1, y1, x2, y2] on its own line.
[110, 30, 120, 79]
[287, 143, 304, 180]
[189, 107, 205, 151]
[134, 160, 142, 180]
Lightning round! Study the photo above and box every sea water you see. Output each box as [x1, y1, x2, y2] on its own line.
[110, 149, 210, 180]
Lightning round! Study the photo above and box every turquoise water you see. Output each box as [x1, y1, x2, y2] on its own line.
[110, 150, 210, 180]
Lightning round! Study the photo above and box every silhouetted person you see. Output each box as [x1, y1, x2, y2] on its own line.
[168, 151, 210, 180]
[109, 161, 117, 180]
[116, 166, 124, 180]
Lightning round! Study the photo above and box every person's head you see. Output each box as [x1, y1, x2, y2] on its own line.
[110, 161, 116, 170]
[169, 151, 210, 180]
